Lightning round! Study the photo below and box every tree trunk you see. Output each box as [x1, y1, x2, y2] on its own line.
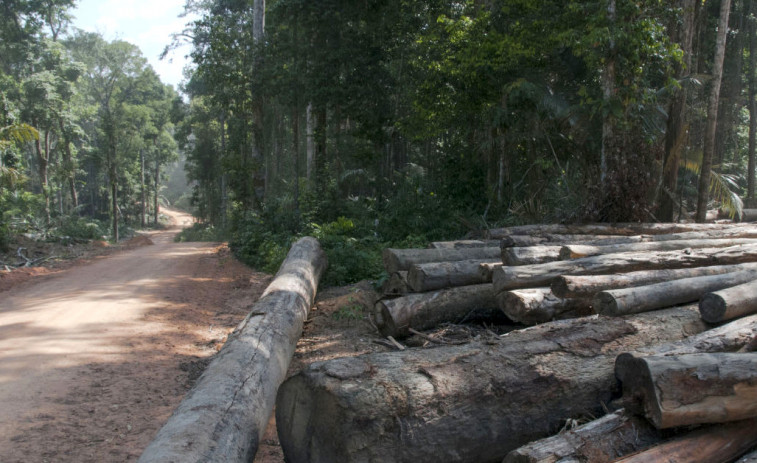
[429, 240, 500, 250]
[293, 103, 300, 212]
[748, 0, 757, 206]
[659, 0, 696, 221]
[493, 244, 757, 292]
[220, 112, 228, 229]
[407, 259, 500, 292]
[153, 158, 159, 226]
[696, 0, 732, 222]
[139, 237, 326, 463]
[616, 353, 757, 429]
[276, 306, 707, 463]
[250, 0, 266, 206]
[498, 287, 592, 325]
[552, 262, 757, 298]
[503, 409, 661, 463]
[614, 418, 757, 463]
[700, 278, 757, 323]
[383, 247, 501, 273]
[34, 129, 51, 226]
[503, 246, 562, 266]
[600, 0, 616, 188]
[560, 238, 757, 260]
[489, 222, 752, 239]
[306, 102, 315, 183]
[595, 269, 757, 317]
[58, 118, 78, 211]
[140, 150, 146, 228]
[375, 284, 500, 338]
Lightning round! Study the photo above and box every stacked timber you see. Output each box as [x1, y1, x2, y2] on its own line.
[274, 223, 757, 463]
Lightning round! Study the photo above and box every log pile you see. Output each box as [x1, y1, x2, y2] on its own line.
[276, 223, 757, 463]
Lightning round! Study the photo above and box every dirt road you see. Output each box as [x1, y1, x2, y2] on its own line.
[0, 210, 270, 462]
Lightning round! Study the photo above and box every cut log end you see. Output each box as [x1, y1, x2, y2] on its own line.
[700, 293, 728, 324]
[615, 353, 662, 428]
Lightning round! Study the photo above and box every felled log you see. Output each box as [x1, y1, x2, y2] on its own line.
[493, 244, 757, 292]
[383, 247, 501, 273]
[502, 409, 660, 463]
[595, 270, 757, 317]
[700, 279, 757, 323]
[498, 288, 592, 325]
[613, 418, 757, 463]
[560, 238, 757, 260]
[488, 222, 752, 239]
[407, 259, 500, 292]
[479, 262, 503, 282]
[500, 234, 645, 248]
[381, 272, 409, 296]
[742, 209, 757, 222]
[736, 449, 757, 462]
[616, 353, 757, 429]
[276, 307, 707, 463]
[632, 314, 757, 356]
[139, 237, 327, 463]
[429, 240, 500, 249]
[551, 263, 757, 298]
[502, 246, 562, 266]
[374, 284, 500, 338]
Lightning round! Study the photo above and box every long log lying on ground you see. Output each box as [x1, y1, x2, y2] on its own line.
[498, 288, 593, 325]
[560, 238, 757, 260]
[595, 269, 757, 317]
[616, 352, 757, 429]
[429, 240, 500, 249]
[502, 246, 562, 266]
[613, 418, 757, 463]
[139, 237, 327, 463]
[737, 449, 757, 462]
[276, 307, 707, 463]
[488, 222, 751, 239]
[375, 284, 501, 338]
[479, 262, 503, 282]
[502, 409, 661, 463]
[383, 247, 501, 273]
[552, 263, 757, 298]
[407, 259, 500, 292]
[500, 234, 645, 248]
[381, 271, 409, 296]
[493, 244, 757, 292]
[700, 279, 757, 323]
[632, 314, 757, 356]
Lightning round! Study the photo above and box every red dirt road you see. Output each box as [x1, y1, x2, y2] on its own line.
[0, 210, 270, 462]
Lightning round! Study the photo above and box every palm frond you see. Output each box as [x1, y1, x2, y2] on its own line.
[0, 123, 39, 144]
[680, 160, 743, 219]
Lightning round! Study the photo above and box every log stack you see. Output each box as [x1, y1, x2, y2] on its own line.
[275, 223, 757, 463]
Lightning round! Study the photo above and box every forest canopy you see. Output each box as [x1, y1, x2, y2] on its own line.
[2, 0, 756, 285]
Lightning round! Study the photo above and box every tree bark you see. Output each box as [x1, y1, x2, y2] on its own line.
[503, 246, 562, 266]
[595, 269, 757, 317]
[552, 263, 757, 298]
[140, 149, 146, 228]
[700, 278, 757, 323]
[58, 117, 78, 211]
[498, 287, 592, 325]
[493, 244, 757, 292]
[503, 409, 661, 463]
[34, 129, 51, 226]
[276, 306, 707, 463]
[696, 0, 732, 222]
[381, 272, 409, 297]
[153, 158, 159, 226]
[614, 418, 757, 463]
[489, 222, 752, 239]
[748, 0, 757, 206]
[374, 284, 500, 338]
[407, 259, 500, 292]
[306, 102, 315, 183]
[560, 238, 757, 260]
[479, 262, 503, 282]
[616, 353, 757, 429]
[500, 234, 644, 248]
[383, 247, 501, 274]
[139, 237, 327, 463]
[430, 240, 500, 250]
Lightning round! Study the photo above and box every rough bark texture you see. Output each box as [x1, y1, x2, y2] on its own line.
[503, 246, 562, 266]
[616, 353, 757, 429]
[743, 209, 757, 222]
[381, 272, 409, 297]
[552, 263, 757, 298]
[500, 234, 644, 248]
[429, 240, 500, 250]
[479, 262, 504, 282]
[700, 279, 757, 323]
[502, 409, 661, 463]
[560, 238, 757, 260]
[498, 288, 593, 325]
[383, 247, 501, 273]
[276, 307, 706, 463]
[375, 284, 500, 338]
[595, 270, 757, 317]
[488, 223, 752, 239]
[407, 259, 500, 292]
[139, 237, 327, 463]
[493, 244, 757, 292]
[614, 419, 757, 463]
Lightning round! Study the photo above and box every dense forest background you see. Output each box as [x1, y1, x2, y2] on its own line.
[3, 0, 757, 285]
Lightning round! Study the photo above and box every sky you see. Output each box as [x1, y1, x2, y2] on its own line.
[70, 0, 198, 91]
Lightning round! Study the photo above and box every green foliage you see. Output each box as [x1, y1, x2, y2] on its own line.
[54, 215, 106, 240]
[174, 222, 226, 242]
